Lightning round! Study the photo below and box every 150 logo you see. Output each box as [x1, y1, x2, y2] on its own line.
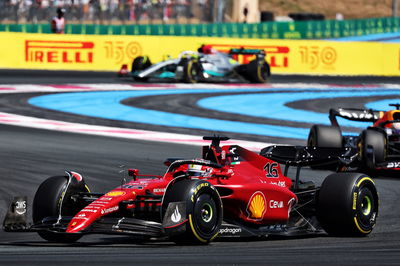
[104, 41, 142, 65]
[299, 46, 337, 70]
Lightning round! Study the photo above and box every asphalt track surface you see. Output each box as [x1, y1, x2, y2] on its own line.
[1, 70, 400, 265]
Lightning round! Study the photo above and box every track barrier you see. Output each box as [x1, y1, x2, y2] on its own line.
[0, 32, 399, 76]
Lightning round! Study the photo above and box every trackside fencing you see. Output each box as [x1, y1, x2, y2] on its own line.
[0, 17, 399, 39]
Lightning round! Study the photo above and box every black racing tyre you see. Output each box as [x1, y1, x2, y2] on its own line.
[33, 176, 89, 242]
[307, 125, 343, 148]
[182, 58, 201, 83]
[358, 129, 386, 168]
[132, 56, 151, 82]
[162, 179, 223, 244]
[316, 172, 378, 236]
[244, 59, 270, 83]
[131, 56, 151, 72]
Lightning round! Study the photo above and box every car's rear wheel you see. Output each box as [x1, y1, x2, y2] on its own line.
[33, 176, 89, 242]
[131, 56, 151, 72]
[244, 59, 270, 83]
[162, 179, 222, 244]
[358, 129, 386, 169]
[307, 125, 343, 148]
[132, 56, 151, 81]
[307, 125, 343, 169]
[316, 172, 378, 236]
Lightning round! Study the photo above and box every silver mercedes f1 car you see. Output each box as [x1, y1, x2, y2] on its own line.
[129, 45, 271, 83]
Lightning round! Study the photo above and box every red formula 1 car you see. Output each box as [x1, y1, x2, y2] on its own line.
[3, 136, 378, 244]
[308, 104, 400, 172]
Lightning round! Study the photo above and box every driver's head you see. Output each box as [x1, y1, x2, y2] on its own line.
[187, 164, 205, 176]
[392, 122, 400, 130]
[57, 8, 65, 17]
[198, 45, 213, 54]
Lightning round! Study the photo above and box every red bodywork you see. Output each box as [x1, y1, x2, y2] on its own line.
[373, 110, 400, 129]
[66, 144, 297, 233]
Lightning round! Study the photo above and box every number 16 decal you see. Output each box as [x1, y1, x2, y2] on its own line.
[264, 162, 279, 178]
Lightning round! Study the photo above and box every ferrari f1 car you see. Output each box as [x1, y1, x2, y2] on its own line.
[308, 103, 400, 172]
[3, 136, 378, 244]
[128, 45, 270, 83]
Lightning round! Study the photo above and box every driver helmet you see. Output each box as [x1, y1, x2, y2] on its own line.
[57, 8, 65, 16]
[187, 164, 205, 177]
[198, 44, 216, 54]
[392, 122, 400, 130]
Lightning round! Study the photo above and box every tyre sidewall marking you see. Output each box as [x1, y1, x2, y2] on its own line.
[188, 182, 221, 242]
[353, 176, 376, 234]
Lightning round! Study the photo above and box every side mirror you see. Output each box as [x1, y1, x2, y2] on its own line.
[128, 169, 139, 180]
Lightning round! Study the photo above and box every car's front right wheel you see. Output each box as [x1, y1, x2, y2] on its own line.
[162, 179, 223, 244]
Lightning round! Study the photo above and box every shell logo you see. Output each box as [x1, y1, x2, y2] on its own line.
[246, 191, 267, 221]
[106, 191, 126, 197]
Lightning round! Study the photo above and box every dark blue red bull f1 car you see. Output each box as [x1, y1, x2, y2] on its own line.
[308, 103, 400, 173]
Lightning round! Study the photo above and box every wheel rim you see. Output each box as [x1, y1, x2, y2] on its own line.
[261, 63, 269, 79]
[361, 195, 372, 216]
[193, 194, 218, 236]
[191, 66, 197, 76]
[190, 63, 199, 82]
[201, 203, 213, 223]
[357, 186, 377, 230]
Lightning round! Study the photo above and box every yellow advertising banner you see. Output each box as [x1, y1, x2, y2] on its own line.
[0, 32, 399, 76]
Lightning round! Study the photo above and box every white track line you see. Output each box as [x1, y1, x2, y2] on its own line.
[0, 84, 280, 150]
[0, 111, 271, 150]
[1, 82, 398, 150]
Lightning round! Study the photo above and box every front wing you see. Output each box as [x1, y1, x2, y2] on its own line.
[3, 197, 324, 240]
[2, 196, 163, 237]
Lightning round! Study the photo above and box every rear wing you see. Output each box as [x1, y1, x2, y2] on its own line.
[260, 145, 356, 167]
[228, 48, 265, 56]
[329, 108, 382, 127]
[261, 145, 357, 192]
